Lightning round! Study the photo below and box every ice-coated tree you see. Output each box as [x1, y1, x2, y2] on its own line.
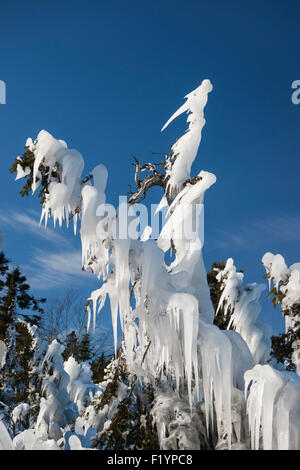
[34, 340, 78, 444]
[262, 252, 300, 373]
[8, 80, 300, 450]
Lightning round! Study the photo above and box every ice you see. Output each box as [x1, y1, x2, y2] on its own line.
[141, 225, 152, 241]
[40, 146, 84, 232]
[17, 130, 85, 234]
[92, 163, 108, 194]
[32, 130, 67, 193]
[292, 340, 300, 375]
[25, 137, 34, 151]
[36, 340, 78, 436]
[262, 252, 300, 338]
[80, 164, 110, 270]
[13, 429, 61, 450]
[262, 252, 289, 291]
[12, 83, 217, 448]
[64, 356, 98, 414]
[157, 171, 216, 324]
[224, 330, 253, 390]
[0, 420, 14, 450]
[11, 403, 31, 424]
[217, 258, 271, 364]
[161, 79, 213, 193]
[13, 81, 300, 451]
[198, 321, 232, 448]
[281, 267, 300, 311]
[0, 340, 7, 368]
[154, 194, 168, 215]
[245, 364, 300, 449]
[151, 392, 208, 450]
[68, 434, 86, 450]
[15, 163, 31, 181]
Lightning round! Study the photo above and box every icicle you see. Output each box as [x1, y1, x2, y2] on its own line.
[217, 258, 271, 365]
[244, 364, 300, 450]
[198, 321, 232, 449]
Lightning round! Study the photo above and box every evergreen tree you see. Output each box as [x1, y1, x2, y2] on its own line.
[0, 252, 46, 405]
[62, 331, 79, 361]
[13, 322, 36, 403]
[62, 331, 93, 363]
[208, 261, 244, 330]
[207, 262, 227, 328]
[36, 340, 78, 437]
[266, 279, 300, 371]
[0, 264, 45, 342]
[0, 252, 9, 292]
[262, 254, 300, 372]
[270, 327, 300, 371]
[77, 332, 92, 362]
[91, 352, 111, 383]
[92, 353, 159, 450]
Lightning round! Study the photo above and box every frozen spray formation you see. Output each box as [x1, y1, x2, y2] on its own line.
[5, 80, 300, 450]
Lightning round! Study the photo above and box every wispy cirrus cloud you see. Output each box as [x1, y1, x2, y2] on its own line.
[24, 248, 94, 290]
[0, 209, 67, 244]
[252, 213, 300, 244]
[211, 212, 300, 252]
[0, 208, 94, 290]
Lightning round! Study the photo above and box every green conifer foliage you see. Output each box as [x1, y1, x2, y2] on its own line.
[207, 262, 229, 329]
[0, 265, 45, 341]
[93, 354, 159, 450]
[208, 261, 244, 330]
[62, 331, 79, 361]
[91, 352, 112, 383]
[9, 147, 56, 204]
[0, 252, 45, 405]
[270, 327, 300, 371]
[77, 333, 92, 362]
[264, 271, 300, 370]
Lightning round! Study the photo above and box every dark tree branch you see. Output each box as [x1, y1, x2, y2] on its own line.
[128, 154, 171, 205]
[128, 172, 165, 205]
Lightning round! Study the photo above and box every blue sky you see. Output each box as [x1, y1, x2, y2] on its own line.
[0, 0, 299, 335]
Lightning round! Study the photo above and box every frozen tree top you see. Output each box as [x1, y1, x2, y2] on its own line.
[262, 252, 300, 311]
[161, 79, 213, 193]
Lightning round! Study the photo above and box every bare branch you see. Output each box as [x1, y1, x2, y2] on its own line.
[128, 172, 165, 205]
